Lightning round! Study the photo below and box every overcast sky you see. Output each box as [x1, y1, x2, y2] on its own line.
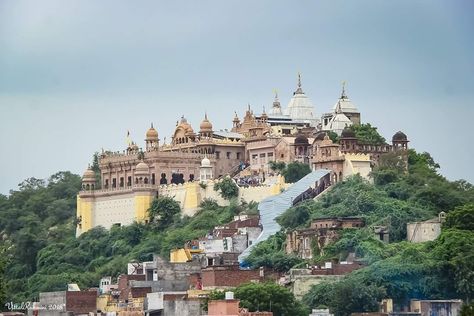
[0, 0, 473, 194]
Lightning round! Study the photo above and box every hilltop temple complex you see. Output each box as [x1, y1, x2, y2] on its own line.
[77, 75, 409, 236]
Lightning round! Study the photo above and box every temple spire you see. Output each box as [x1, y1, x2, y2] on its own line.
[295, 72, 304, 94]
[341, 81, 347, 99]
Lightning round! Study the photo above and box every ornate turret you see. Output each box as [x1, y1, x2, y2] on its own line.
[199, 113, 213, 138]
[270, 90, 282, 115]
[392, 131, 409, 150]
[145, 123, 159, 151]
[134, 161, 150, 184]
[200, 155, 213, 182]
[341, 127, 356, 139]
[173, 116, 196, 145]
[294, 131, 310, 163]
[294, 133, 309, 146]
[232, 111, 240, 128]
[82, 166, 96, 190]
[340, 127, 357, 152]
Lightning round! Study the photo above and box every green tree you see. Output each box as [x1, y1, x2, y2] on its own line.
[235, 282, 309, 316]
[350, 123, 386, 145]
[148, 196, 181, 229]
[269, 161, 286, 173]
[327, 131, 339, 143]
[444, 204, 474, 231]
[371, 151, 407, 185]
[201, 290, 225, 311]
[304, 278, 386, 316]
[0, 246, 8, 306]
[91, 153, 102, 189]
[214, 177, 239, 200]
[277, 202, 311, 229]
[461, 303, 474, 316]
[281, 162, 311, 183]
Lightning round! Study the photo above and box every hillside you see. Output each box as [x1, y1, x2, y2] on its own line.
[0, 149, 473, 314]
[0, 172, 257, 302]
[245, 149, 474, 315]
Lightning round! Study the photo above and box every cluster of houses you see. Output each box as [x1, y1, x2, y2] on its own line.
[25, 210, 452, 316]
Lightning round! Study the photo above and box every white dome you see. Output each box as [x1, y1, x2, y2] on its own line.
[201, 156, 211, 167]
[286, 92, 315, 119]
[329, 112, 352, 136]
[332, 97, 358, 113]
[284, 74, 318, 125]
[333, 84, 359, 113]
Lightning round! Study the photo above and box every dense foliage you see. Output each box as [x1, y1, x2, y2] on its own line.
[245, 233, 304, 271]
[0, 173, 254, 302]
[281, 161, 311, 183]
[0, 246, 7, 306]
[1, 145, 473, 315]
[349, 123, 386, 145]
[213, 177, 239, 200]
[204, 283, 309, 316]
[269, 161, 286, 173]
[247, 149, 474, 315]
[148, 196, 181, 229]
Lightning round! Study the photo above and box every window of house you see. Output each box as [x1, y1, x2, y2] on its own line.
[127, 176, 132, 186]
[236, 152, 241, 160]
[216, 151, 220, 159]
[226, 152, 231, 159]
[112, 178, 116, 188]
[119, 177, 124, 187]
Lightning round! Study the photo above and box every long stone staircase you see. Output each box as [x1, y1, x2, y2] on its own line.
[238, 169, 331, 264]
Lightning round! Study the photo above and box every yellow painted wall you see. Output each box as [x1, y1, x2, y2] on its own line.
[170, 248, 203, 262]
[134, 195, 153, 222]
[97, 295, 110, 312]
[183, 182, 200, 211]
[170, 248, 191, 262]
[77, 195, 93, 235]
